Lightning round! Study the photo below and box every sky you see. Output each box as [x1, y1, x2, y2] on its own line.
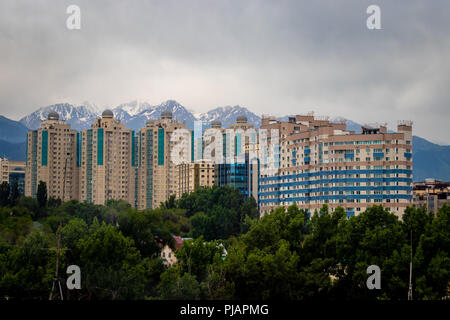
[0, 0, 449, 144]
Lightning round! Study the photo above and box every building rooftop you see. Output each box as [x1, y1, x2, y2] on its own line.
[102, 109, 114, 118]
[47, 111, 59, 120]
[236, 115, 248, 123]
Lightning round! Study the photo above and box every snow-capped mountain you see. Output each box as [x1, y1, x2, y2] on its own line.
[112, 100, 152, 123]
[118, 100, 198, 130]
[18, 101, 369, 135]
[19, 100, 200, 131]
[198, 105, 261, 128]
[19, 103, 100, 131]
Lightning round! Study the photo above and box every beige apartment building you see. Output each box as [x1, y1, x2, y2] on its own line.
[25, 112, 79, 201]
[25, 110, 188, 209]
[0, 158, 26, 195]
[137, 111, 186, 209]
[79, 110, 136, 205]
[413, 179, 450, 213]
[175, 159, 215, 198]
[259, 114, 413, 217]
[0, 158, 10, 184]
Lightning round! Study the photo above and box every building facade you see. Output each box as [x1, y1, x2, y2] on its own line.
[23, 110, 415, 217]
[413, 179, 450, 213]
[25, 112, 79, 201]
[79, 110, 136, 205]
[137, 111, 186, 209]
[175, 159, 215, 198]
[0, 158, 26, 196]
[259, 114, 413, 217]
[214, 116, 259, 203]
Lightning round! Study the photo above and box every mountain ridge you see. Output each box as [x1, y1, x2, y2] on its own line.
[1, 101, 448, 182]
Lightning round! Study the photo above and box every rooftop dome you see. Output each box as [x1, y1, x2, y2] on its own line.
[47, 111, 59, 121]
[236, 115, 247, 123]
[102, 109, 114, 118]
[211, 120, 222, 128]
[161, 110, 173, 119]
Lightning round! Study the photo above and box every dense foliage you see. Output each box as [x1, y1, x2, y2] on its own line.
[0, 182, 448, 300]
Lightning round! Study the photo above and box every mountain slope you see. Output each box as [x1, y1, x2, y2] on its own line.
[0, 140, 26, 161]
[0, 116, 28, 143]
[19, 103, 99, 131]
[198, 105, 261, 128]
[412, 136, 450, 181]
[127, 100, 198, 130]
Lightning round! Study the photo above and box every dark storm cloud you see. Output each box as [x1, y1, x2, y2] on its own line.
[0, 0, 449, 143]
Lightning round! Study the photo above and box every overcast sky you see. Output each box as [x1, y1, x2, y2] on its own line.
[0, 0, 449, 144]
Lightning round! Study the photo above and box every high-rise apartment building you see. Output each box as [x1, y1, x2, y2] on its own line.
[0, 158, 26, 196]
[259, 114, 413, 217]
[79, 110, 136, 205]
[214, 116, 259, 203]
[23, 110, 413, 217]
[175, 159, 215, 198]
[137, 111, 186, 209]
[25, 112, 79, 200]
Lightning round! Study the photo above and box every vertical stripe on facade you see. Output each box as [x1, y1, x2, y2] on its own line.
[158, 128, 164, 166]
[76, 132, 81, 167]
[97, 128, 104, 165]
[31, 131, 37, 197]
[41, 130, 48, 166]
[191, 131, 194, 162]
[86, 129, 93, 202]
[146, 131, 154, 209]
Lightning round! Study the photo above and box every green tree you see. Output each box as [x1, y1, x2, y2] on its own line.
[74, 220, 150, 299]
[0, 206, 33, 245]
[0, 181, 10, 207]
[223, 239, 306, 299]
[332, 205, 407, 300]
[37, 181, 47, 208]
[242, 205, 308, 253]
[157, 268, 204, 300]
[117, 209, 172, 258]
[9, 181, 20, 207]
[176, 237, 223, 281]
[414, 204, 450, 299]
[0, 231, 55, 299]
[161, 194, 177, 209]
[47, 197, 62, 208]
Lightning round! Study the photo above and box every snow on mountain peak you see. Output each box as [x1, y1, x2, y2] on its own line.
[19, 100, 264, 131]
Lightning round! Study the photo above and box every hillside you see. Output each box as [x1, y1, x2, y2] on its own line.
[0, 140, 26, 161]
[412, 136, 450, 181]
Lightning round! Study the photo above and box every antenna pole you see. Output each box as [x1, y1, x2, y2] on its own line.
[49, 156, 68, 300]
[408, 229, 413, 300]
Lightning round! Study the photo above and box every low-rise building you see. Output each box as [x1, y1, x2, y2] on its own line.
[175, 159, 215, 199]
[160, 236, 184, 267]
[0, 158, 26, 196]
[413, 179, 450, 213]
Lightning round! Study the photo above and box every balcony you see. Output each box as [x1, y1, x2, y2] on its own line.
[373, 152, 384, 158]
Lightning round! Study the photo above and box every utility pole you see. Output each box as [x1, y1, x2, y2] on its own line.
[408, 229, 413, 300]
[49, 156, 68, 300]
